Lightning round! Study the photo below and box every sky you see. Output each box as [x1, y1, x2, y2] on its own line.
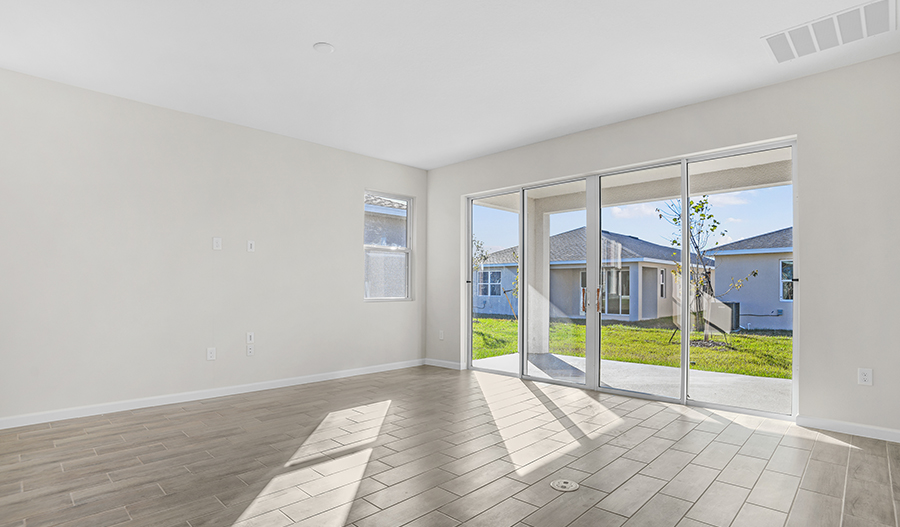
[473, 185, 793, 254]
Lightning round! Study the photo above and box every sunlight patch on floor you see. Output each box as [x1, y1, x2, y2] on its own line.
[232, 400, 391, 526]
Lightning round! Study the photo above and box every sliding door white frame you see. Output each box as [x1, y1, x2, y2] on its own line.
[464, 137, 798, 419]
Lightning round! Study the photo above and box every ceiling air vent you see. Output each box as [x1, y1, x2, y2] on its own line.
[765, 0, 894, 63]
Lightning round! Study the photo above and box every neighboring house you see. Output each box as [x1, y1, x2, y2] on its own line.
[475, 227, 710, 322]
[713, 227, 793, 331]
[364, 193, 408, 247]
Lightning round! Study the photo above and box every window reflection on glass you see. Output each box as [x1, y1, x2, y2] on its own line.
[781, 260, 794, 301]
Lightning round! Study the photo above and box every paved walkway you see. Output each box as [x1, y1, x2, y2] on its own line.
[473, 352, 791, 414]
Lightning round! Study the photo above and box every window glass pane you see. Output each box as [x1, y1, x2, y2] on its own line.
[490, 284, 501, 296]
[364, 194, 408, 247]
[490, 271, 501, 283]
[781, 261, 793, 280]
[480, 284, 489, 296]
[621, 297, 629, 315]
[581, 271, 587, 288]
[621, 270, 630, 296]
[364, 250, 408, 298]
[478, 271, 487, 283]
[782, 281, 793, 300]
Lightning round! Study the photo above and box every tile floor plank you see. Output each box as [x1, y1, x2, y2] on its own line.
[0, 366, 897, 527]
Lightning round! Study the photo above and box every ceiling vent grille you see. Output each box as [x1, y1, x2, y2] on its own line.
[764, 0, 894, 63]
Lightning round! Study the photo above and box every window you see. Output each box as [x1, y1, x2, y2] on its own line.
[364, 192, 411, 300]
[478, 271, 501, 296]
[780, 259, 794, 301]
[600, 267, 630, 315]
[580, 270, 587, 315]
[660, 269, 666, 298]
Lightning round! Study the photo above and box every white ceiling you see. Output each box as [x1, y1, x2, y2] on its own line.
[1, 1, 899, 169]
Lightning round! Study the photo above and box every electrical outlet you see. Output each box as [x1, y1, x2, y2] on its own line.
[246, 344, 254, 356]
[212, 238, 222, 250]
[207, 347, 217, 361]
[247, 240, 255, 252]
[247, 332, 254, 344]
[858, 368, 873, 386]
[439, 330, 444, 341]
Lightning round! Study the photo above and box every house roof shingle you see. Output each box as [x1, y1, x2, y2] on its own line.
[714, 227, 792, 253]
[484, 227, 710, 266]
[364, 193, 407, 210]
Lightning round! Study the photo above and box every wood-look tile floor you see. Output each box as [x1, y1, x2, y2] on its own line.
[2, 366, 899, 527]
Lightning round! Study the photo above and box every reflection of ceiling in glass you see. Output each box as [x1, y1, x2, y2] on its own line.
[474, 192, 520, 213]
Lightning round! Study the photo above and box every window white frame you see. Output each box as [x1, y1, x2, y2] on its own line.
[780, 259, 794, 302]
[477, 270, 502, 296]
[363, 191, 413, 301]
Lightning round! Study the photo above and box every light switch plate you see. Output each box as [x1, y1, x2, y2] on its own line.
[213, 238, 222, 250]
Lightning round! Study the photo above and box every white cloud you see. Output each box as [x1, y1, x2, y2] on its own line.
[726, 217, 743, 223]
[708, 193, 748, 206]
[610, 203, 658, 219]
[716, 235, 735, 246]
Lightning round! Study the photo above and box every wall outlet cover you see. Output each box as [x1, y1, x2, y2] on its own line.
[246, 344, 254, 356]
[207, 347, 217, 361]
[858, 368, 873, 386]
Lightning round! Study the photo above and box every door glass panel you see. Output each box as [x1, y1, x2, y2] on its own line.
[471, 192, 520, 375]
[687, 147, 793, 414]
[599, 164, 682, 399]
[524, 180, 587, 385]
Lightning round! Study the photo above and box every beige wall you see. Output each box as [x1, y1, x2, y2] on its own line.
[426, 53, 900, 431]
[0, 68, 427, 421]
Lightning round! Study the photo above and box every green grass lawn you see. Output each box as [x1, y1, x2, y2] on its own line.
[472, 317, 792, 379]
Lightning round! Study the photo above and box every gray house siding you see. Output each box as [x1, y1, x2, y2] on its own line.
[549, 267, 585, 320]
[473, 265, 518, 317]
[642, 266, 658, 320]
[714, 251, 793, 330]
[476, 228, 701, 323]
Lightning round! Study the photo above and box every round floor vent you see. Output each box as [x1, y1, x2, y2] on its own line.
[550, 479, 579, 492]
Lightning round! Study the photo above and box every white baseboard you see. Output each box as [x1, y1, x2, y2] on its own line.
[0, 359, 426, 431]
[424, 358, 465, 370]
[796, 415, 900, 443]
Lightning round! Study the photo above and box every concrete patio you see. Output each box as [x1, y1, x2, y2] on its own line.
[473, 352, 792, 415]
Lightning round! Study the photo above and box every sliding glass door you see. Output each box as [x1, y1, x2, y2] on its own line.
[686, 147, 794, 414]
[468, 141, 796, 416]
[523, 180, 591, 385]
[598, 164, 683, 400]
[470, 192, 521, 375]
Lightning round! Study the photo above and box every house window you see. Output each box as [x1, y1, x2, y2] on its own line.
[600, 267, 630, 315]
[580, 271, 587, 315]
[660, 269, 666, 298]
[780, 260, 794, 301]
[364, 192, 411, 300]
[478, 271, 502, 296]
